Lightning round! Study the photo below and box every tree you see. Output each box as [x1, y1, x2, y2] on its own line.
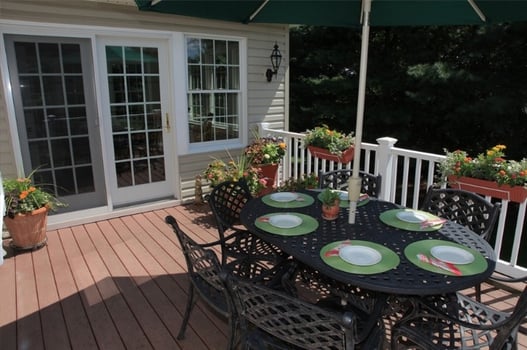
[290, 23, 527, 160]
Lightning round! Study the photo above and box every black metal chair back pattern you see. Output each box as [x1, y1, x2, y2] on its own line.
[391, 285, 527, 350]
[164, 216, 236, 349]
[224, 275, 357, 350]
[318, 169, 381, 198]
[420, 186, 500, 241]
[208, 180, 283, 265]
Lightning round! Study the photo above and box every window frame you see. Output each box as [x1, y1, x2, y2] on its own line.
[176, 34, 247, 155]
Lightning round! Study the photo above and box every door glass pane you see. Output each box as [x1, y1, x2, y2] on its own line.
[11, 40, 96, 198]
[106, 45, 165, 187]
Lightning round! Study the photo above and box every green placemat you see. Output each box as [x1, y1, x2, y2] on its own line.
[255, 213, 319, 236]
[379, 209, 443, 231]
[316, 191, 370, 208]
[404, 239, 488, 276]
[320, 240, 400, 275]
[261, 192, 315, 208]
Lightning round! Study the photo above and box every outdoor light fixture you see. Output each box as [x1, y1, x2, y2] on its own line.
[266, 43, 282, 82]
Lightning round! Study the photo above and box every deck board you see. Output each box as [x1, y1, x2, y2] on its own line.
[1, 203, 526, 350]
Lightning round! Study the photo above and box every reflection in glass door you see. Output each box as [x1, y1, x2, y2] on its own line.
[4, 35, 106, 212]
[101, 41, 173, 206]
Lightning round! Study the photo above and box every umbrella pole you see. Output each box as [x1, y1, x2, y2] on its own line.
[349, 0, 371, 224]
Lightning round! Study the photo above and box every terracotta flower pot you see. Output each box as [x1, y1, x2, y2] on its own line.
[3, 206, 48, 250]
[308, 145, 354, 163]
[447, 175, 527, 203]
[257, 163, 279, 196]
[322, 200, 340, 220]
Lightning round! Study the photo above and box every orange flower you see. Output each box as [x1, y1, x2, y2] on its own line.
[19, 190, 29, 199]
[279, 142, 286, 149]
[28, 186, 36, 193]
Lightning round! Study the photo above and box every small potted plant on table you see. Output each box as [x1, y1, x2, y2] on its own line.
[320, 188, 341, 220]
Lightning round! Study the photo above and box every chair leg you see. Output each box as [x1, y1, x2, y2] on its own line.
[177, 284, 196, 340]
[475, 283, 482, 302]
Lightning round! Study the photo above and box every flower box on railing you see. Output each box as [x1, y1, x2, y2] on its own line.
[307, 146, 355, 163]
[447, 175, 527, 203]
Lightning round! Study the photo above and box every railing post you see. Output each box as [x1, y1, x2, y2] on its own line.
[376, 137, 398, 201]
[257, 122, 269, 138]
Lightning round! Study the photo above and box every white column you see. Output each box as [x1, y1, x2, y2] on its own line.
[376, 137, 398, 202]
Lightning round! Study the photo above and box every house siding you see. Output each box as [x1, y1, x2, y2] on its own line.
[0, 0, 288, 207]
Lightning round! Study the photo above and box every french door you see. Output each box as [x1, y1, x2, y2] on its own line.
[5, 35, 175, 211]
[4, 35, 106, 212]
[97, 38, 174, 207]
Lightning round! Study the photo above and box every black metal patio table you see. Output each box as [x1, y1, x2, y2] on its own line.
[240, 190, 496, 296]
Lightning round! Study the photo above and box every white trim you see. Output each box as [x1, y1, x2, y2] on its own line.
[0, 19, 174, 40]
[178, 34, 248, 155]
[47, 198, 182, 231]
[0, 35, 24, 173]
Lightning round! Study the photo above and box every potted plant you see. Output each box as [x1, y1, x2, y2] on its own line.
[3, 170, 66, 250]
[203, 153, 266, 197]
[319, 188, 341, 220]
[244, 136, 287, 195]
[304, 125, 355, 163]
[439, 144, 527, 203]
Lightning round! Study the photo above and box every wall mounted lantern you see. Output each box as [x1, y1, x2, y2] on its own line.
[266, 43, 282, 82]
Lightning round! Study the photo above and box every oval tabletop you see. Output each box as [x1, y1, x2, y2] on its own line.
[240, 190, 496, 296]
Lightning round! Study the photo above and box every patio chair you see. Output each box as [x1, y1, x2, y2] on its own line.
[420, 186, 500, 301]
[223, 273, 358, 350]
[208, 180, 285, 266]
[165, 215, 290, 348]
[292, 264, 388, 349]
[318, 169, 381, 198]
[420, 186, 500, 241]
[391, 284, 527, 350]
[164, 215, 236, 349]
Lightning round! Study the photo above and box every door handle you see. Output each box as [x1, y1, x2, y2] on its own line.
[165, 113, 170, 131]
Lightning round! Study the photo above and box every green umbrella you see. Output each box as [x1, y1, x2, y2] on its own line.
[136, 0, 527, 223]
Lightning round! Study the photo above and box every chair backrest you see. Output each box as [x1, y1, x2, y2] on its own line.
[224, 275, 356, 350]
[318, 169, 381, 198]
[420, 186, 500, 240]
[490, 285, 527, 350]
[165, 215, 229, 317]
[208, 180, 253, 233]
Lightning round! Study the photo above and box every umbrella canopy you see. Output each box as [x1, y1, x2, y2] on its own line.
[136, 0, 527, 27]
[136, 0, 527, 222]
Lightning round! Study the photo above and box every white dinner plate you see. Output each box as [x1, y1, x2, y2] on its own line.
[270, 192, 298, 202]
[339, 245, 382, 266]
[396, 210, 427, 223]
[336, 190, 349, 201]
[268, 214, 303, 229]
[430, 245, 475, 265]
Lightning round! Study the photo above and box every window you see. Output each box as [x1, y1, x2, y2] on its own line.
[186, 37, 241, 144]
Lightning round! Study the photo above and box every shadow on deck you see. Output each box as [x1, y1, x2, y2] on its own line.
[0, 203, 525, 349]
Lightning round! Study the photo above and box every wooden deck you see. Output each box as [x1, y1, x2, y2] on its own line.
[1, 203, 526, 350]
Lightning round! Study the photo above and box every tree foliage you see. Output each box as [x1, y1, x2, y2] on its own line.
[290, 23, 527, 160]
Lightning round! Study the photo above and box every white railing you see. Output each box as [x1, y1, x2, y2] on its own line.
[258, 123, 527, 277]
